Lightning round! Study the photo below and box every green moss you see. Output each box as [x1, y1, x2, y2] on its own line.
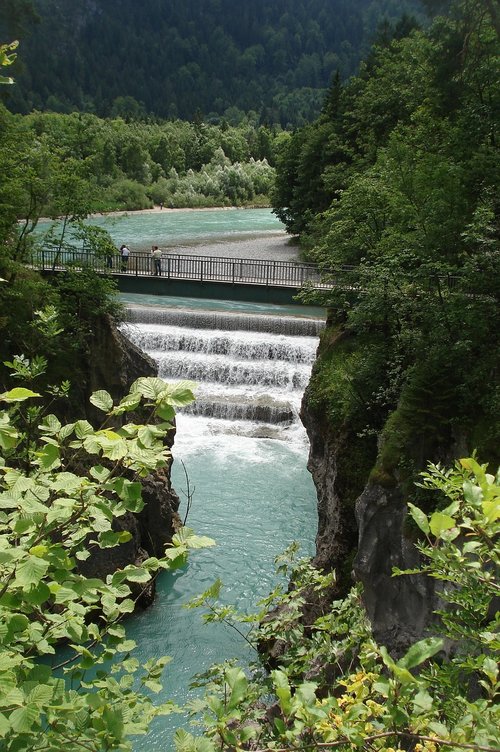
[306, 327, 380, 508]
[368, 466, 397, 489]
[307, 328, 364, 428]
[377, 409, 413, 476]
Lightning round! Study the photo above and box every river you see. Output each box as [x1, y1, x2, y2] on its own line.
[112, 209, 322, 747]
[46, 206, 291, 255]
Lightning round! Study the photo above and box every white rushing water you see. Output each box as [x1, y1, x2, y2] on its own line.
[119, 299, 324, 749]
[122, 304, 324, 440]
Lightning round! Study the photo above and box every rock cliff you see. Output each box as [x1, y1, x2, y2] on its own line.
[302, 396, 438, 650]
[77, 313, 181, 606]
[300, 325, 439, 651]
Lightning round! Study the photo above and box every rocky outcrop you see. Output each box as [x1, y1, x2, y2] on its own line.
[300, 399, 357, 587]
[302, 392, 437, 649]
[300, 325, 439, 651]
[353, 482, 436, 652]
[87, 313, 158, 418]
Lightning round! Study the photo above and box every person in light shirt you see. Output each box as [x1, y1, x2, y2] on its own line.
[151, 245, 162, 275]
[120, 244, 130, 271]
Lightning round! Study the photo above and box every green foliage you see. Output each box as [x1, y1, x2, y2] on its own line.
[0, 40, 18, 85]
[179, 459, 499, 752]
[147, 153, 275, 209]
[280, 0, 499, 492]
[2, 109, 279, 214]
[108, 178, 153, 211]
[0, 373, 214, 751]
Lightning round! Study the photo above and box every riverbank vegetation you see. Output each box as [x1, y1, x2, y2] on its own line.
[273, 0, 500, 488]
[181, 458, 499, 751]
[0, 368, 214, 750]
[3, 109, 279, 222]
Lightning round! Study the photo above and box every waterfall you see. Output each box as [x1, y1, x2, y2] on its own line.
[121, 304, 323, 439]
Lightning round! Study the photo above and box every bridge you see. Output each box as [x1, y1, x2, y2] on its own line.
[30, 248, 461, 305]
[31, 248, 333, 304]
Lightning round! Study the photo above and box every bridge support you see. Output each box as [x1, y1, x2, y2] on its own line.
[114, 275, 304, 305]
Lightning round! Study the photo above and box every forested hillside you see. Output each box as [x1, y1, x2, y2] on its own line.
[2, 0, 422, 125]
[272, 0, 499, 564]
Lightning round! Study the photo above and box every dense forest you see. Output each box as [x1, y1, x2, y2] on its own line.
[272, 0, 500, 476]
[0, 0, 499, 750]
[1, 0, 422, 125]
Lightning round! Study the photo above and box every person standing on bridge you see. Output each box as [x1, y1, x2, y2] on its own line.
[151, 245, 162, 276]
[120, 244, 130, 271]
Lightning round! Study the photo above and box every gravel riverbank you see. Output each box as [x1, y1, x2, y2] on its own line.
[170, 233, 302, 262]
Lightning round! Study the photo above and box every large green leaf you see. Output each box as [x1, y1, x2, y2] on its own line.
[103, 706, 124, 740]
[463, 480, 483, 507]
[6, 614, 29, 636]
[74, 420, 94, 438]
[398, 637, 444, 670]
[137, 424, 166, 447]
[226, 667, 249, 710]
[15, 555, 49, 587]
[27, 684, 55, 705]
[38, 414, 62, 434]
[131, 377, 168, 399]
[0, 387, 41, 403]
[429, 511, 456, 537]
[35, 442, 60, 471]
[174, 729, 217, 752]
[90, 390, 114, 413]
[122, 566, 151, 583]
[111, 393, 141, 415]
[272, 670, 292, 715]
[9, 704, 40, 733]
[407, 502, 430, 535]
[0, 711, 10, 737]
[172, 527, 215, 549]
[163, 380, 197, 407]
[99, 530, 132, 547]
[0, 421, 18, 451]
[112, 479, 143, 512]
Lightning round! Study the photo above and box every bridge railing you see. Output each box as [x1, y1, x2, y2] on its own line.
[29, 248, 330, 288]
[28, 248, 463, 293]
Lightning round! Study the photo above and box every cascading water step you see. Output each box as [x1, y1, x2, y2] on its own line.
[121, 323, 317, 363]
[148, 349, 312, 389]
[184, 391, 296, 424]
[125, 304, 325, 337]
[121, 303, 321, 438]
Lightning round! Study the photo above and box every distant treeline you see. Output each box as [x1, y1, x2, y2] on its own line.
[12, 112, 280, 214]
[2, 0, 422, 126]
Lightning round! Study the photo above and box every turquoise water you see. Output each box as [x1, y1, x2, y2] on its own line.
[38, 208, 285, 252]
[119, 289, 319, 748]
[76, 208, 319, 749]
[127, 421, 317, 748]
[120, 292, 325, 319]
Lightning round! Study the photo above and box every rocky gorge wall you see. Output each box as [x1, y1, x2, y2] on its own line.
[300, 325, 441, 651]
[77, 313, 181, 606]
